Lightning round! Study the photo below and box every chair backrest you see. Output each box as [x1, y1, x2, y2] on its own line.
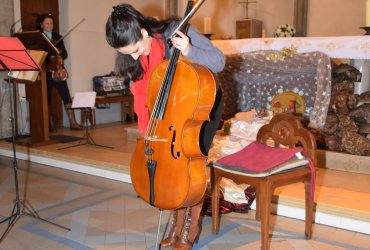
[256, 113, 317, 166]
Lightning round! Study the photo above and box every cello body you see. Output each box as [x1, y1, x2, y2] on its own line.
[130, 58, 217, 210]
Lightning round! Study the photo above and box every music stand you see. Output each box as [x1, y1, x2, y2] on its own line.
[8, 32, 58, 144]
[58, 92, 114, 150]
[0, 37, 70, 243]
[0, 36, 42, 138]
[13, 31, 59, 56]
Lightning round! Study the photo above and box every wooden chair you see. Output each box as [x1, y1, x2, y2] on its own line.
[211, 112, 317, 250]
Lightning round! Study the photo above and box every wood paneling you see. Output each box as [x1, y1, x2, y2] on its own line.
[20, 0, 63, 128]
[236, 19, 262, 39]
[294, 0, 308, 37]
[20, 0, 59, 32]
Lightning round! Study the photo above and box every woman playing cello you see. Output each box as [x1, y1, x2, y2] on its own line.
[105, 3, 225, 249]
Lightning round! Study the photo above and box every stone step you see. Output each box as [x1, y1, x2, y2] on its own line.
[317, 149, 370, 174]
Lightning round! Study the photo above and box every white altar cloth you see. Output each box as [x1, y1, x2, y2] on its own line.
[212, 36, 370, 59]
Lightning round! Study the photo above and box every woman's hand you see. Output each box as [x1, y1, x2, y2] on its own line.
[171, 30, 191, 56]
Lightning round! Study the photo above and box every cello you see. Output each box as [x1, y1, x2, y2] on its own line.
[130, 0, 217, 210]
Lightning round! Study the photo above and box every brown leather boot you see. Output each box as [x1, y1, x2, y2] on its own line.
[173, 200, 204, 250]
[160, 208, 186, 248]
[49, 115, 57, 133]
[65, 104, 82, 130]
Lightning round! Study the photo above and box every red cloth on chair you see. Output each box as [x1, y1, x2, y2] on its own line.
[214, 141, 315, 201]
[215, 141, 304, 173]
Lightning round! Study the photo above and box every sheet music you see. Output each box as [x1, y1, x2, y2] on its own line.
[8, 50, 46, 82]
[72, 92, 97, 108]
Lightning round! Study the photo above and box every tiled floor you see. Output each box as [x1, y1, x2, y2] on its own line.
[1, 155, 370, 250]
[0, 122, 370, 249]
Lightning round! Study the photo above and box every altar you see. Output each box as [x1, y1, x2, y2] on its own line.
[211, 36, 370, 129]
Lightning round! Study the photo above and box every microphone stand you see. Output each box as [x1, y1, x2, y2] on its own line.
[10, 18, 22, 37]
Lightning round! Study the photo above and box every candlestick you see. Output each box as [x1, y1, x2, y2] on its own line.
[204, 17, 212, 34]
[262, 28, 266, 38]
[360, 26, 370, 35]
[367, 0, 370, 26]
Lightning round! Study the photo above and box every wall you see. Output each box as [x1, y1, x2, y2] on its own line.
[58, 0, 364, 90]
[60, 0, 164, 95]
[59, 0, 164, 124]
[256, 0, 294, 37]
[8, 0, 367, 125]
[0, 0, 14, 36]
[308, 0, 365, 37]
[0, 0, 15, 138]
[176, 0, 293, 39]
[62, 0, 367, 124]
[179, 0, 365, 38]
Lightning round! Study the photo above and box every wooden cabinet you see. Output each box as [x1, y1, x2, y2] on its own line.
[236, 19, 262, 39]
[20, 0, 59, 32]
[20, 0, 63, 128]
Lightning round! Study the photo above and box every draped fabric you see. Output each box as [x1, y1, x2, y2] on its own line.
[217, 50, 332, 129]
[212, 36, 370, 60]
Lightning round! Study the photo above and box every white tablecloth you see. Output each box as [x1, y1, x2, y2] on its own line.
[208, 118, 270, 164]
[212, 36, 370, 59]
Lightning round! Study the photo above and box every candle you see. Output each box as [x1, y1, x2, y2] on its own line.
[262, 28, 266, 38]
[204, 17, 211, 34]
[367, 0, 370, 26]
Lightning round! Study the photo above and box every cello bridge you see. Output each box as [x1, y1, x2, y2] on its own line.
[145, 136, 168, 142]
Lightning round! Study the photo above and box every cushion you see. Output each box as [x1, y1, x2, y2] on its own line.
[214, 141, 309, 177]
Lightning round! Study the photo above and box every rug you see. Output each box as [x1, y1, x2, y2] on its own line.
[50, 134, 82, 143]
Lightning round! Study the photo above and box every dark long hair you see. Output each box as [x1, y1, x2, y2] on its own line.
[105, 4, 179, 81]
[36, 13, 54, 31]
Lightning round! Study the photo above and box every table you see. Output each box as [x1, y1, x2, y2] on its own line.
[81, 95, 134, 127]
[216, 50, 331, 129]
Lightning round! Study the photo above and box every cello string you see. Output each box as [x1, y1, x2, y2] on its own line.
[145, 47, 181, 140]
[144, 0, 197, 154]
[148, 0, 192, 123]
[155, 49, 181, 119]
[146, 0, 195, 132]
[131, 0, 211, 210]
[146, 50, 178, 126]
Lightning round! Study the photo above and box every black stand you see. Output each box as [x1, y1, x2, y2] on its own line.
[0, 37, 70, 243]
[58, 108, 113, 150]
[360, 26, 370, 35]
[0, 75, 70, 242]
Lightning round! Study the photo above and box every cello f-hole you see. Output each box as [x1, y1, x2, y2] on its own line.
[170, 126, 180, 159]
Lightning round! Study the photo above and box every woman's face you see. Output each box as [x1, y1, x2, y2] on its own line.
[117, 29, 152, 60]
[41, 17, 54, 32]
